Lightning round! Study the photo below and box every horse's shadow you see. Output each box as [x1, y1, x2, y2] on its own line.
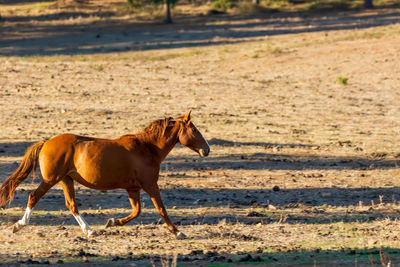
[1, 139, 400, 228]
[2, 186, 400, 227]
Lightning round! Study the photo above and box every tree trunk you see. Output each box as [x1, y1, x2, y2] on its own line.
[364, 0, 373, 8]
[165, 0, 172, 24]
[252, 0, 260, 4]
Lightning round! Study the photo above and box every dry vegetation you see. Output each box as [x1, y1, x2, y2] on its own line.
[1, 0, 400, 266]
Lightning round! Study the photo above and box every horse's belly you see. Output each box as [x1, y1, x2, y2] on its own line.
[69, 170, 137, 190]
[72, 143, 139, 190]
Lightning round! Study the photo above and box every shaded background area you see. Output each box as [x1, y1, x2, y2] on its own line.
[0, 0, 400, 56]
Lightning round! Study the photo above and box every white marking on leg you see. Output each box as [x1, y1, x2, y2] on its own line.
[18, 207, 32, 226]
[105, 218, 115, 228]
[73, 213, 95, 237]
[176, 231, 186, 240]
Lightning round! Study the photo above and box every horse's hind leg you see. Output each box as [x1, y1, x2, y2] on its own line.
[105, 189, 141, 228]
[13, 180, 58, 233]
[59, 176, 95, 237]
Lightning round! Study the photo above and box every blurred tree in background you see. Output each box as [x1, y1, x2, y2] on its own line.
[128, 0, 176, 23]
[364, 0, 373, 8]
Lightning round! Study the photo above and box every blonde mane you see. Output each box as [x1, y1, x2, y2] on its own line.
[122, 117, 178, 141]
[142, 117, 173, 139]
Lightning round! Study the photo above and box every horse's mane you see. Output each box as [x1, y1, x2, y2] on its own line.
[122, 117, 176, 140]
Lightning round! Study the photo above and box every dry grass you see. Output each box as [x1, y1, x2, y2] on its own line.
[1, 1, 400, 266]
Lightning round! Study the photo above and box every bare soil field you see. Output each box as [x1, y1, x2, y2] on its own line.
[1, 1, 400, 266]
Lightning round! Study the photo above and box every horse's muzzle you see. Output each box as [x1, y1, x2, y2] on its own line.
[199, 147, 210, 157]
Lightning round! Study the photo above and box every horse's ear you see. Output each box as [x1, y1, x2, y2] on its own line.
[183, 111, 191, 125]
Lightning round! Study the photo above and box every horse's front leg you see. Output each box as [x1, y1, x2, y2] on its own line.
[105, 189, 141, 227]
[143, 184, 185, 239]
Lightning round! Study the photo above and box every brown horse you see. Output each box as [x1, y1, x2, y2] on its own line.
[0, 112, 210, 238]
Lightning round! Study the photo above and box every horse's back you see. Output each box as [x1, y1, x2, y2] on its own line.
[44, 134, 137, 188]
[40, 133, 97, 160]
[38, 134, 152, 190]
[39, 134, 111, 178]
[38, 134, 81, 180]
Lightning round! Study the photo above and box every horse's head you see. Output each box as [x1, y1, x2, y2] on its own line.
[177, 112, 210, 157]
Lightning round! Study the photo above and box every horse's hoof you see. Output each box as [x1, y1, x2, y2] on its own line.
[105, 218, 115, 228]
[12, 222, 23, 233]
[176, 231, 186, 240]
[87, 229, 97, 238]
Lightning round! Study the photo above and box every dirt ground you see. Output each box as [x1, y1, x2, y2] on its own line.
[1, 1, 400, 266]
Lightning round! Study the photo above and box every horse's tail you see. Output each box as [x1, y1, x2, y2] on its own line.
[0, 141, 45, 206]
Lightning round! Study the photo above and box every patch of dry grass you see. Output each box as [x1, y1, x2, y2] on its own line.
[1, 2, 400, 266]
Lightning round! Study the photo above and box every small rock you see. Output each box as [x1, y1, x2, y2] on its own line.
[214, 255, 226, 261]
[78, 249, 86, 256]
[112, 256, 122, 261]
[348, 249, 356, 255]
[58, 232, 68, 237]
[250, 200, 258, 206]
[74, 236, 87, 242]
[239, 254, 253, 262]
[268, 256, 278, 261]
[272, 186, 280, 192]
[247, 211, 264, 217]
[36, 232, 45, 237]
[205, 251, 217, 257]
[252, 255, 262, 262]
[320, 192, 332, 198]
[189, 250, 204, 256]
[97, 229, 106, 235]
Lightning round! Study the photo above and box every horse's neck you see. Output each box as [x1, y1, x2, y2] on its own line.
[154, 127, 180, 162]
[125, 126, 179, 163]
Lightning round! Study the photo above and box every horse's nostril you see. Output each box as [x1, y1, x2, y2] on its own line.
[199, 148, 209, 157]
